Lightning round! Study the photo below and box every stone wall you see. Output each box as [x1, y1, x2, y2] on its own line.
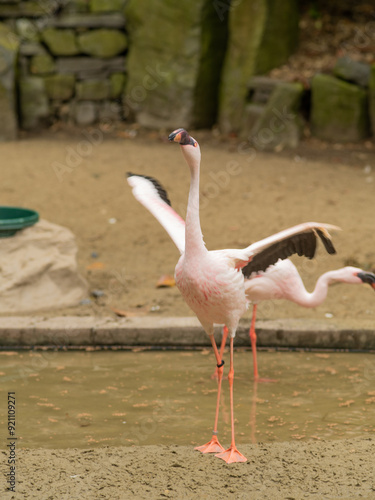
[0, 0, 127, 130]
[0, 1, 373, 146]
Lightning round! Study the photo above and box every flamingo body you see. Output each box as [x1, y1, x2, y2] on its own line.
[127, 128, 341, 464]
[175, 251, 248, 335]
[245, 259, 375, 308]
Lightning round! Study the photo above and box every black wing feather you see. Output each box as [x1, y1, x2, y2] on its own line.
[242, 228, 336, 277]
[126, 172, 172, 207]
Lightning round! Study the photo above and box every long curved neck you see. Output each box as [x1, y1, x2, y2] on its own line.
[181, 146, 206, 257]
[292, 270, 343, 308]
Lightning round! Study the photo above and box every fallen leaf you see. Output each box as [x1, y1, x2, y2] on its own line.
[156, 274, 176, 288]
[111, 307, 138, 317]
[86, 262, 105, 270]
[339, 400, 355, 407]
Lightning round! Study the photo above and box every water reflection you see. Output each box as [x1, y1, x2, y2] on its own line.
[0, 349, 374, 449]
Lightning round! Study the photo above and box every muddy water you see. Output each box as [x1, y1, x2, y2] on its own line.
[0, 349, 374, 450]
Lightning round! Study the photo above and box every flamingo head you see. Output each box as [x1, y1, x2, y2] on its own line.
[356, 270, 375, 290]
[168, 128, 198, 147]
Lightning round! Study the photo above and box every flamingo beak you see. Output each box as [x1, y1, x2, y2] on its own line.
[168, 128, 197, 147]
[168, 128, 184, 143]
[357, 271, 375, 290]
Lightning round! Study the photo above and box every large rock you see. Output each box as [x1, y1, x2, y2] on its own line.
[370, 64, 375, 136]
[78, 29, 127, 58]
[0, 23, 19, 141]
[19, 76, 50, 130]
[311, 73, 370, 142]
[0, 219, 87, 313]
[219, 0, 299, 133]
[248, 82, 304, 149]
[124, 0, 206, 128]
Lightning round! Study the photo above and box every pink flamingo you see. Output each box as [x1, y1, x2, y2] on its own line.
[127, 128, 339, 463]
[218, 259, 375, 382]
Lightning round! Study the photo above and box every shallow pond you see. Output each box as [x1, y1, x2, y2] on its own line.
[0, 349, 374, 449]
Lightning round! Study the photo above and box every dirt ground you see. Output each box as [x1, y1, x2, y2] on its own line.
[1, 127, 374, 322]
[2, 438, 374, 499]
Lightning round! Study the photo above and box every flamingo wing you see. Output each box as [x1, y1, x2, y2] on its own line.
[241, 222, 340, 277]
[127, 173, 185, 254]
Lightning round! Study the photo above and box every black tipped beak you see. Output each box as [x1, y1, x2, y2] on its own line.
[168, 128, 185, 143]
[357, 271, 375, 290]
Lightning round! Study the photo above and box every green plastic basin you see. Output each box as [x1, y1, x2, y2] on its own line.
[0, 206, 39, 238]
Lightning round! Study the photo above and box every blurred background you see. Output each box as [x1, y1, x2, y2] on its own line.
[0, 0, 374, 144]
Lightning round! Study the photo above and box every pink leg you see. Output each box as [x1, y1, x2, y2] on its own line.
[215, 337, 247, 463]
[249, 304, 259, 380]
[250, 305, 278, 383]
[211, 326, 229, 380]
[195, 334, 225, 454]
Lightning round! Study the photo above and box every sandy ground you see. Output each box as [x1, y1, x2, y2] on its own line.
[1, 128, 375, 499]
[1, 127, 374, 323]
[1, 438, 374, 499]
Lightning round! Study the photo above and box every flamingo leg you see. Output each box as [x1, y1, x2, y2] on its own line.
[215, 337, 247, 463]
[195, 334, 225, 454]
[249, 304, 259, 380]
[211, 326, 229, 380]
[250, 305, 278, 383]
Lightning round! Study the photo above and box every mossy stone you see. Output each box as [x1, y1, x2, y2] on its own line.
[311, 74, 370, 142]
[78, 29, 127, 58]
[369, 65, 375, 136]
[15, 19, 40, 42]
[0, 23, 19, 140]
[124, 0, 205, 128]
[30, 54, 56, 75]
[254, 0, 299, 76]
[250, 82, 304, 149]
[76, 79, 111, 100]
[44, 74, 75, 100]
[42, 28, 79, 56]
[219, 0, 299, 133]
[19, 77, 49, 129]
[90, 0, 126, 12]
[110, 72, 126, 99]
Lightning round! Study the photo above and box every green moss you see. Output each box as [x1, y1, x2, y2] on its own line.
[44, 74, 75, 100]
[30, 54, 56, 75]
[192, 0, 230, 128]
[369, 65, 375, 135]
[311, 74, 370, 142]
[42, 28, 79, 56]
[78, 29, 127, 58]
[90, 0, 126, 12]
[110, 73, 126, 99]
[254, 0, 299, 76]
[76, 79, 111, 100]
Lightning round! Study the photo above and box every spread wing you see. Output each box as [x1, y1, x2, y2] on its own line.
[127, 173, 185, 254]
[241, 222, 340, 277]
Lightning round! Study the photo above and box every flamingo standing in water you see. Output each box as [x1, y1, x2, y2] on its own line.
[217, 259, 375, 381]
[127, 128, 339, 463]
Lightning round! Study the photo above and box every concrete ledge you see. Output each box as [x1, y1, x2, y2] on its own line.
[0, 316, 374, 350]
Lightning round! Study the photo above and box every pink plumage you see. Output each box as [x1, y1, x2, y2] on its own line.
[127, 128, 344, 464]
